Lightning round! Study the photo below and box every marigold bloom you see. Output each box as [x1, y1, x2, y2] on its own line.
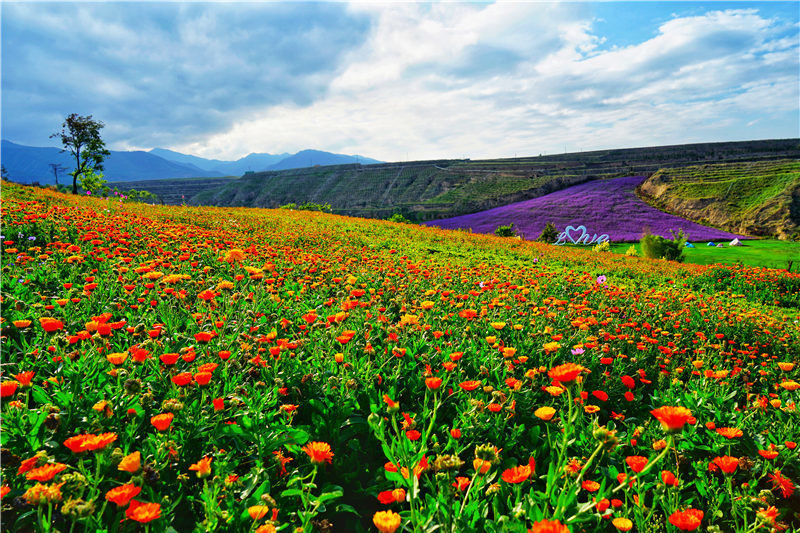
[151, 412, 174, 431]
[716, 427, 743, 439]
[64, 434, 94, 453]
[473, 458, 492, 474]
[126, 500, 161, 523]
[89, 432, 118, 451]
[255, 525, 277, 533]
[625, 456, 648, 473]
[501, 465, 531, 484]
[24, 482, 63, 505]
[779, 380, 800, 391]
[189, 456, 213, 478]
[0, 381, 19, 398]
[248, 505, 270, 520]
[459, 380, 481, 391]
[452, 476, 470, 491]
[768, 470, 795, 498]
[171, 372, 193, 386]
[373, 510, 401, 533]
[105, 484, 142, 506]
[302, 441, 334, 465]
[223, 248, 246, 262]
[194, 371, 212, 386]
[581, 479, 600, 492]
[612, 517, 633, 531]
[756, 506, 779, 526]
[712, 456, 739, 474]
[13, 319, 32, 328]
[661, 470, 679, 486]
[668, 509, 703, 531]
[0, 486, 9, 499]
[377, 488, 406, 504]
[528, 519, 570, 533]
[39, 317, 64, 332]
[650, 406, 693, 432]
[118, 451, 141, 473]
[547, 363, 586, 384]
[535, 406, 556, 421]
[425, 377, 443, 390]
[25, 463, 68, 482]
[758, 449, 778, 460]
[14, 371, 35, 387]
[106, 351, 128, 365]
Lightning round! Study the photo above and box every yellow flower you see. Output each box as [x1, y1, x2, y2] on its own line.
[373, 510, 401, 533]
[535, 406, 556, 421]
[188, 456, 213, 478]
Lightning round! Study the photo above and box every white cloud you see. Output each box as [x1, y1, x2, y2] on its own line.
[177, 4, 797, 161]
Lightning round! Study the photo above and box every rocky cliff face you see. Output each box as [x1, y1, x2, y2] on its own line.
[638, 169, 800, 240]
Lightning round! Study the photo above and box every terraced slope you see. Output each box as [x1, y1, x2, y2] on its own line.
[638, 160, 800, 239]
[188, 139, 800, 220]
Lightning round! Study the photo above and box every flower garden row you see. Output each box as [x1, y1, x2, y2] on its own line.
[1, 182, 798, 532]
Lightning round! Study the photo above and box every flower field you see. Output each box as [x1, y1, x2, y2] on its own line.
[424, 176, 745, 242]
[1, 182, 799, 533]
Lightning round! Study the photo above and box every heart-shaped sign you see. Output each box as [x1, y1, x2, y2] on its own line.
[554, 225, 610, 246]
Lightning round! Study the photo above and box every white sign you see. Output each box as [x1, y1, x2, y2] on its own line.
[554, 225, 610, 246]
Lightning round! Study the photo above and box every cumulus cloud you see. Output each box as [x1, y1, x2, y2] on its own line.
[2, 3, 797, 161]
[1, 2, 371, 149]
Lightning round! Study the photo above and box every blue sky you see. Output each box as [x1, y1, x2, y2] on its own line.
[2, 2, 798, 161]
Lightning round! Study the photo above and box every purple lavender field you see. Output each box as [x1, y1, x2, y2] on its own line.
[423, 176, 745, 242]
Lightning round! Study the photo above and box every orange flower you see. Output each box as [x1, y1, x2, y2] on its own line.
[535, 406, 556, 421]
[778, 380, 800, 391]
[452, 476, 470, 491]
[171, 372, 193, 386]
[248, 505, 270, 520]
[612, 517, 633, 532]
[64, 434, 94, 453]
[547, 363, 586, 385]
[255, 525, 277, 533]
[712, 456, 738, 474]
[151, 412, 174, 431]
[625, 456, 648, 473]
[473, 458, 492, 474]
[118, 451, 141, 473]
[716, 427, 743, 439]
[125, 500, 161, 523]
[758, 449, 779, 460]
[0, 381, 18, 398]
[661, 470, 679, 486]
[377, 488, 406, 504]
[105, 484, 142, 506]
[302, 441, 334, 465]
[25, 463, 68, 482]
[768, 470, 794, 498]
[39, 317, 64, 332]
[459, 380, 481, 391]
[501, 465, 531, 484]
[106, 352, 128, 365]
[14, 371, 35, 387]
[194, 372, 212, 386]
[223, 248, 246, 262]
[582, 479, 600, 492]
[425, 377, 443, 390]
[528, 519, 570, 533]
[373, 510, 401, 533]
[189, 456, 213, 478]
[668, 509, 703, 531]
[89, 432, 118, 451]
[650, 406, 693, 432]
[13, 319, 32, 328]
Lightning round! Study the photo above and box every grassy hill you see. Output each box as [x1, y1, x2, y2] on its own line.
[638, 159, 800, 239]
[110, 176, 239, 205]
[188, 139, 799, 221]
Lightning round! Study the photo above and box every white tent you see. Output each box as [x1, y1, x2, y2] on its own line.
[729, 238, 742, 246]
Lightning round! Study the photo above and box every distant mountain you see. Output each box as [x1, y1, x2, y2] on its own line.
[1, 140, 382, 184]
[151, 147, 380, 174]
[267, 149, 382, 170]
[149, 148, 290, 175]
[1, 140, 224, 184]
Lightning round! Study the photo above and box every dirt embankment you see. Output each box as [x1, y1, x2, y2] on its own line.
[638, 172, 800, 240]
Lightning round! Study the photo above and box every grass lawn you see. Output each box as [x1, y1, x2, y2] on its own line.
[611, 239, 800, 270]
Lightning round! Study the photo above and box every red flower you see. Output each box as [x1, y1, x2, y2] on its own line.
[650, 406, 693, 431]
[459, 380, 481, 391]
[712, 456, 739, 474]
[528, 519, 570, 533]
[768, 470, 795, 498]
[668, 509, 703, 531]
[661, 470, 679, 486]
[406, 430, 421, 441]
[151, 412, 174, 431]
[452, 476, 470, 491]
[425, 377, 442, 390]
[105, 484, 142, 506]
[25, 463, 68, 481]
[625, 456, 648, 473]
[0, 381, 18, 398]
[171, 372, 193, 386]
[716, 427, 743, 439]
[125, 500, 161, 523]
[302, 441, 334, 465]
[377, 488, 406, 504]
[501, 465, 531, 484]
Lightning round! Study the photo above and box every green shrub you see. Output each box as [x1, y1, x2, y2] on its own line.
[593, 241, 611, 253]
[494, 223, 517, 237]
[640, 229, 687, 262]
[388, 213, 411, 224]
[537, 222, 559, 243]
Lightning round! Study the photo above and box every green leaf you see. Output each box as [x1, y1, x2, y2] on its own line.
[281, 488, 304, 498]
